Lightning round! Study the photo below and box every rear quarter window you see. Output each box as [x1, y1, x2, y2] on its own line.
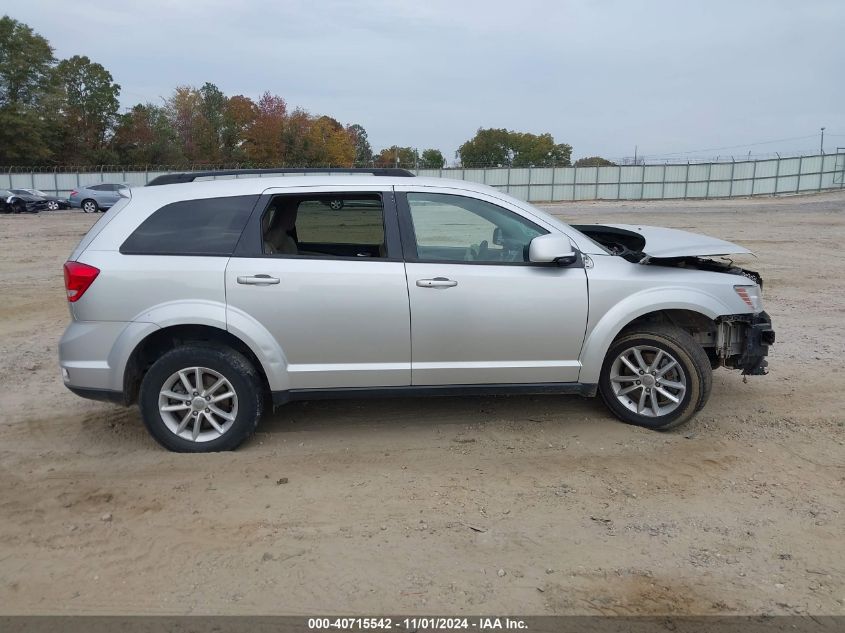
[120, 195, 258, 256]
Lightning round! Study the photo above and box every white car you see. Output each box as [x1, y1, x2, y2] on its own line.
[58, 169, 774, 452]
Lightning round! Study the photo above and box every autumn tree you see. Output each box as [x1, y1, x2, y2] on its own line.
[164, 86, 205, 160]
[111, 103, 183, 165]
[274, 107, 308, 166]
[53, 55, 121, 162]
[420, 148, 445, 168]
[304, 115, 354, 166]
[243, 91, 287, 163]
[221, 94, 256, 162]
[375, 146, 418, 168]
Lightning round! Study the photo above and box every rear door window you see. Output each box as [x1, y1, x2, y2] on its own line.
[120, 195, 258, 256]
[261, 193, 386, 258]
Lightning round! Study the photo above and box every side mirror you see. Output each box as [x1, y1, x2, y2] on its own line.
[491, 227, 503, 246]
[529, 234, 579, 266]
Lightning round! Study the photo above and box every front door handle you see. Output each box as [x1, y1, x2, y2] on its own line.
[237, 274, 280, 286]
[416, 277, 458, 289]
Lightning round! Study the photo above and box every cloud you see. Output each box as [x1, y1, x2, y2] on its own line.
[5, 0, 844, 161]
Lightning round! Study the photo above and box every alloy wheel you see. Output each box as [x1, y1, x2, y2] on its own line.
[609, 345, 687, 417]
[158, 366, 238, 442]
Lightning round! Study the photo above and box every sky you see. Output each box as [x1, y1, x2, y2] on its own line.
[6, 0, 845, 163]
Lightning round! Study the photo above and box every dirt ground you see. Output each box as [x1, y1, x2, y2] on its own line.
[0, 191, 843, 616]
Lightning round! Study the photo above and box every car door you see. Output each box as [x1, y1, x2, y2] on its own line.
[103, 184, 122, 207]
[225, 185, 411, 390]
[396, 187, 589, 386]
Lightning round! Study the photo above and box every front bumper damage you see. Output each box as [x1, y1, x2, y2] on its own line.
[716, 312, 776, 375]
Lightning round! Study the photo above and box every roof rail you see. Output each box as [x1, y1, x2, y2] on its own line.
[146, 167, 415, 186]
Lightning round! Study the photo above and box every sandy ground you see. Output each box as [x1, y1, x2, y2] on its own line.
[0, 192, 843, 616]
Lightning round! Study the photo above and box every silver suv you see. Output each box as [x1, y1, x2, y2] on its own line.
[59, 169, 775, 452]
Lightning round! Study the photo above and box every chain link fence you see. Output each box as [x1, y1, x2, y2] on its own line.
[2, 152, 843, 202]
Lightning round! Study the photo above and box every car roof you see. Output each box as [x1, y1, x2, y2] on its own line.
[126, 175, 506, 207]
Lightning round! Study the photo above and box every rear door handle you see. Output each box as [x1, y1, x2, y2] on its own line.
[237, 274, 280, 286]
[416, 277, 458, 289]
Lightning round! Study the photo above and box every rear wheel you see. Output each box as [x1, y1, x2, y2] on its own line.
[138, 345, 263, 452]
[598, 325, 712, 430]
[82, 199, 98, 213]
[47, 200, 60, 211]
[12, 201, 25, 214]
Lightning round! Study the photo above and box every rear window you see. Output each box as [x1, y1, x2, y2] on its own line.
[120, 195, 257, 256]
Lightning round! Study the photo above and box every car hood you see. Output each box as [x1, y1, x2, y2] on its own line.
[572, 223, 753, 261]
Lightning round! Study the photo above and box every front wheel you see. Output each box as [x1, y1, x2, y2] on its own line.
[47, 200, 60, 211]
[138, 345, 263, 452]
[598, 324, 712, 431]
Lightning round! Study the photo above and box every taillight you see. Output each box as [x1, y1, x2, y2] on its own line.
[64, 262, 100, 302]
[69, 190, 78, 197]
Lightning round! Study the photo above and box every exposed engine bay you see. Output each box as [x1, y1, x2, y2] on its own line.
[572, 223, 763, 287]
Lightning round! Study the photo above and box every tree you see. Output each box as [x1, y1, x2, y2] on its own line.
[54, 55, 121, 161]
[455, 128, 511, 166]
[111, 103, 183, 165]
[574, 156, 616, 167]
[375, 146, 418, 168]
[304, 115, 355, 166]
[457, 128, 572, 167]
[347, 123, 373, 166]
[221, 94, 257, 162]
[196, 82, 227, 161]
[0, 16, 55, 163]
[0, 16, 54, 108]
[282, 107, 312, 166]
[164, 86, 203, 161]
[511, 132, 571, 167]
[243, 91, 287, 163]
[419, 148, 445, 169]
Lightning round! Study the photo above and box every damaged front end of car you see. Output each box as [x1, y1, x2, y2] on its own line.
[573, 223, 775, 375]
[715, 312, 776, 375]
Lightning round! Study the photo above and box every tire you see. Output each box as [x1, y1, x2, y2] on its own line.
[138, 345, 263, 452]
[598, 324, 712, 431]
[47, 201, 59, 211]
[82, 199, 98, 213]
[12, 201, 24, 214]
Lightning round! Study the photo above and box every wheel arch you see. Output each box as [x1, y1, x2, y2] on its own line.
[579, 290, 727, 383]
[123, 324, 275, 406]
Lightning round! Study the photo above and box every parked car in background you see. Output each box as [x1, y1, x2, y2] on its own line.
[9, 188, 70, 210]
[1, 189, 48, 214]
[68, 183, 128, 213]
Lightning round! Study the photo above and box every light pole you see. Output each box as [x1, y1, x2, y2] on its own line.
[821, 127, 825, 154]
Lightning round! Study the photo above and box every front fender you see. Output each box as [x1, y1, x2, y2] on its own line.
[578, 287, 730, 383]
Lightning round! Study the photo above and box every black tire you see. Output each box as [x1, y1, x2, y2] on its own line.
[47, 200, 60, 211]
[12, 201, 25, 214]
[598, 324, 712, 431]
[138, 345, 263, 452]
[82, 199, 98, 213]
